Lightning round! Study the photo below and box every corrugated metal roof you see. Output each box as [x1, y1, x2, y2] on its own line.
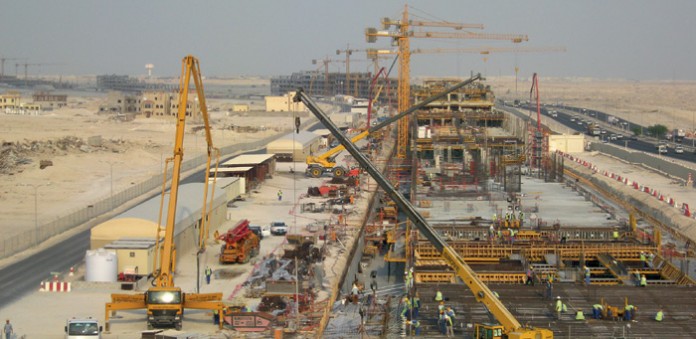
[215, 167, 253, 172]
[111, 182, 226, 238]
[222, 154, 275, 166]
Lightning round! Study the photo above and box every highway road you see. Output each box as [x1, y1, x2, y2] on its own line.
[0, 121, 330, 308]
[502, 101, 696, 164]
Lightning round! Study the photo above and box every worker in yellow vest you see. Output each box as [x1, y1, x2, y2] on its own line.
[655, 308, 664, 322]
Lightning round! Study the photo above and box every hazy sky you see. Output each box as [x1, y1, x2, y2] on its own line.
[2, 1, 695, 80]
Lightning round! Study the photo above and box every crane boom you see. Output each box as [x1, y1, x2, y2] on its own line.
[105, 55, 224, 332]
[294, 87, 553, 338]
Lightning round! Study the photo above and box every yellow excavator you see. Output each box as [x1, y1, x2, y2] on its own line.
[295, 85, 553, 339]
[306, 73, 482, 178]
[105, 55, 225, 332]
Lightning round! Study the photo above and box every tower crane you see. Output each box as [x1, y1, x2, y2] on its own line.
[15, 62, 63, 80]
[105, 55, 225, 332]
[0, 57, 23, 78]
[365, 5, 528, 158]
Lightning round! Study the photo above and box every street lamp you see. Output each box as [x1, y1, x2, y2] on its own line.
[100, 161, 115, 209]
[19, 183, 50, 246]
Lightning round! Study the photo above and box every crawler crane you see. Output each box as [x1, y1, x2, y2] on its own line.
[105, 55, 225, 332]
[295, 87, 553, 339]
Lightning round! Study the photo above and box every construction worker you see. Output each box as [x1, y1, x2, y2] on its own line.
[640, 274, 647, 287]
[545, 278, 553, 300]
[555, 296, 563, 320]
[438, 311, 447, 334]
[205, 266, 213, 285]
[592, 304, 603, 319]
[446, 306, 456, 324]
[412, 293, 421, 319]
[655, 308, 664, 322]
[349, 194, 355, 205]
[438, 301, 445, 313]
[575, 309, 585, 321]
[640, 252, 647, 268]
[403, 271, 410, 292]
[444, 312, 454, 337]
[434, 288, 443, 302]
[277, 189, 283, 201]
[408, 267, 414, 289]
[624, 304, 635, 321]
[584, 266, 591, 285]
[411, 319, 421, 336]
[613, 229, 620, 241]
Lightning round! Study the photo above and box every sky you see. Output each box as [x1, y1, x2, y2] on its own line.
[2, 1, 696, 81]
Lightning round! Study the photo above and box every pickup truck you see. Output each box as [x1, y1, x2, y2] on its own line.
[270, 221, 288, 235]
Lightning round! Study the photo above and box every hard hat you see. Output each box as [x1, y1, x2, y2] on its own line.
[557, 296, 561, 299]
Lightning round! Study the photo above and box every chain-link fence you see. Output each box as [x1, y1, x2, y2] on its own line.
[0, 116, 319, 260]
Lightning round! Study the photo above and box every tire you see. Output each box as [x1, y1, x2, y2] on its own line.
[309, 167, 323, 178]
[147, 322, 153, 330]
[175, 321, 182, 331]
[332, 167, 346, 177]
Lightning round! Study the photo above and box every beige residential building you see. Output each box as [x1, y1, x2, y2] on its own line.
[232, 104, 249, 112]
[0, 92, 21, 110]
[99, 92, 141, 114]
[32, 91, 67, 110]
[141, 91, 174, 118]
[265, 92, 307, 112]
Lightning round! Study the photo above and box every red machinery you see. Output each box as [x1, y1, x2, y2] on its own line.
[219, 219, 260, 264]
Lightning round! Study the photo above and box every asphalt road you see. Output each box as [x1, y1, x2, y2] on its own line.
[0, 121, 331, 308]
[506, 102, 696, 164]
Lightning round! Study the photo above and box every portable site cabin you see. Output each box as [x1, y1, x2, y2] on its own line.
[220, 153, 277, 183]
[266, 131, 321, 162]
[90, 182, 227, 266]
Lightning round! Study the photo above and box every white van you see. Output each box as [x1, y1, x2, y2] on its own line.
[65, 318, 102, 339]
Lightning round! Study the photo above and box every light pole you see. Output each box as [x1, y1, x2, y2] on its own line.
[20, 183, 50, 246]
[101, 161, 115, 209]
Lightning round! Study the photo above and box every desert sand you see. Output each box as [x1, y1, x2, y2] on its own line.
[1, 77, 695, 246]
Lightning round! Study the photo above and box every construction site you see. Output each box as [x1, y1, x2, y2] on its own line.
[2, 3, 696, 339]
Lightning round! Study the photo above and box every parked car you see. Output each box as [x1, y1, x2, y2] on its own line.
[249, 225, 264, 240]
[270, 221, 288, 235]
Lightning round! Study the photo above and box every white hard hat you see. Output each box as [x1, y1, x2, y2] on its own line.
[557, 296, 561, 299]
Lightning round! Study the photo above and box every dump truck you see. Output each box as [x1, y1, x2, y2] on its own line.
[219, 219, 260, 264]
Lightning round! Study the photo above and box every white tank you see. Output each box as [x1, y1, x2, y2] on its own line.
[85, 248, 118, 282]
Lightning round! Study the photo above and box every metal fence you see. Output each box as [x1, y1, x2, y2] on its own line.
[0, 117, 318, 260]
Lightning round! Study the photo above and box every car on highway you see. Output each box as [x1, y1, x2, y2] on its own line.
[616, 134, 623, 139]
[610, 134, 617, 140]
[675, 145, 684, 154]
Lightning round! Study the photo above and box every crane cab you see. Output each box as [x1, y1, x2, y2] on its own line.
[475, 323, 504, 339]
[145, 287, 184, 330]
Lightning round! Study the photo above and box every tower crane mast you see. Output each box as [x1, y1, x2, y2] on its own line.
[366, 5, 528, 158]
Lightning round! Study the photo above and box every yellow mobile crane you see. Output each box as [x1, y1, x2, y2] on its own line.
[105, 56, 225, 332]
[306, 73, 482, 178]
[295, 88, 553, 339]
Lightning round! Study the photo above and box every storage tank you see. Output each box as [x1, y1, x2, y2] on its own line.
[85, 249, 118, 282]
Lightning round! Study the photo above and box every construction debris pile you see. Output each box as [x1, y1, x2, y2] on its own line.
[0, 136, 137, 174]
